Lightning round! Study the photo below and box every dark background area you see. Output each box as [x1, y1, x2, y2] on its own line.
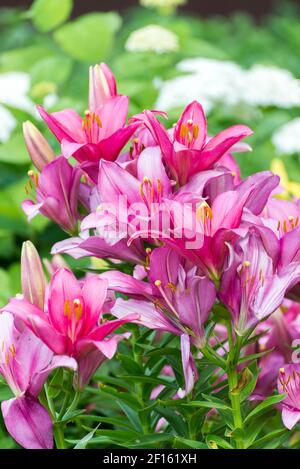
[1, 0, 300, 19]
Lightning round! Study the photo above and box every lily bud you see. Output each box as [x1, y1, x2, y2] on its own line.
[23, 121, 55, 171]
[21, 241, 46, 309]
[89, 63, 117, 111]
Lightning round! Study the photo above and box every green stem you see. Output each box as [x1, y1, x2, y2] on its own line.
[44, 382, 56, 419]
[53, 424, 66, 449]
[132, 328, 150, 434]
[226, 322, 244, 449]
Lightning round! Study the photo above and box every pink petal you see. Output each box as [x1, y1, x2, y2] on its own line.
[81, 276, 108, 332]
[48, 268, 81, 335]
[174, 101, 207, 149]
[37, 105, 83, 143]
[282, 406, 300, 430]
[199, 124, 253, 170]
[2, 396, 53, 449]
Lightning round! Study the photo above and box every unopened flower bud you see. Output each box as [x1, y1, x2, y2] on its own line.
[21, 241, 46, 309]
[23, 121, 55, 171]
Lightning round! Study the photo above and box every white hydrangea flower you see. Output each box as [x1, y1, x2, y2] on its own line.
[272, 118, 300, 155]
[125, 25, 179, 54]
[0, 105, 16, 143]
[242, 65, 300, 108]
[0, 72, 34, 143]
[140, 0, 186, 8]
[155, 58, 300, 112]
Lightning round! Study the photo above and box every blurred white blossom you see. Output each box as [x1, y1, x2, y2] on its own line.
[272, 118, 300, 155]
[156, 58, 300, 111]
[0, 72, 34, 143]
[140, 0, 186, 8]
[0, 105, 16, 143]
[125, 25, 179, 54]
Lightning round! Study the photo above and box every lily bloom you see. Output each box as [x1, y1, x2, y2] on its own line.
[37, 64, 138, 164]
[133, 101, 253, 185]
[22, 157, 82, 235]
[105, 246, 216, 347]
[219, 227, 300, 335]
[278, 365, 300, 429]
[3, 269, 137, 388]
[0, 312, 77, 449]
[102, 246, 216, 397]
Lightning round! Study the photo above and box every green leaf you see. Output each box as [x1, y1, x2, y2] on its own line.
[249, 428, 288, 449]
[174, 437, 208, 449]
[244, 394, 286, 424]
[206, 434, 233, 449]
[30, 0, 73, 33]
[53, 13, 122, 62]
[237, 365, 259, 402]
[238, 348, 274, 364]
[128, 433, 174, 449]
[73, 424, 99, 449]
[0, 45, 54, 72]
[0, 268, 12, 307]
[0, 133, 30, 165]
[155, 406, 188, 437]
[30, 55, 73, 87]
[118, 354, 144, 375]
[117, 401, 143, 433]
[161, 399, 230, 411]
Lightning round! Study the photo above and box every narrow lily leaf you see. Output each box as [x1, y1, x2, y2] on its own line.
[238, 348, 274, 364]
[206, 434, 233, 449]
[244, 394, 286, 424]
[74, 424, 99, 449]
[174, 437, 208, 449]
[155, 406, 188, 437]
[117, 401, 143, 433]
[249, 428, 288, 449]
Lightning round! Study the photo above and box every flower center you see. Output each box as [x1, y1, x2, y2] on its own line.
[82, 110, 102, 143]
[139, 176, 163, 208]
[196, 201, 213, 235]
[64, 298, 83, 322]
[179, 119, 199, 147]
[277, 215, 299, 234]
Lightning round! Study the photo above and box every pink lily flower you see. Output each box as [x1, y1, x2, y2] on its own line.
[105, 246, 216, 345]
[37, 64, 138, 164]
[278, 364, 300, 429]
[132, 101, 253, 185]
[262, 198, 300, 239]
[219, 227, 300, 335]
[22, 157, 82, 235]
[3, 269, 137, 388]
[0, 312, 77, 449]
[102, 246, 217, 397]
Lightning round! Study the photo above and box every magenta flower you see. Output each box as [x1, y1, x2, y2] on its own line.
[219, 227, 300, 335]
[0, 312, 77, 449]
[278, 365, 300, 429]
[3, 269, 137, 388]
[22, 157, 82, 235]
[37, 64, 138, 164]
[101, 246, 216, 397]
[134, 101, 253, 185]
